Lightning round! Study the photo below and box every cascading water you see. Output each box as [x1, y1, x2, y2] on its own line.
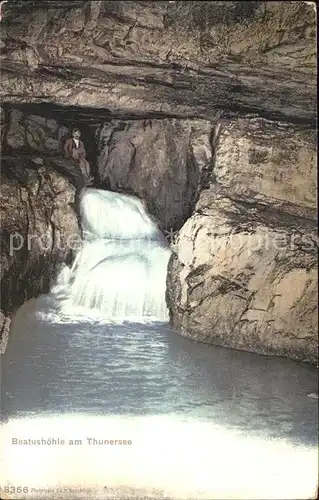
[54, 188, 171, 321]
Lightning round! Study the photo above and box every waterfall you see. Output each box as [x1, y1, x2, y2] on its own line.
[54, 189, 171, 321]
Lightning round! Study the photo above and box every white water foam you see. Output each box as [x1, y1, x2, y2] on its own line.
[52, 189, 171, 321]
[81, 189, 160, 240]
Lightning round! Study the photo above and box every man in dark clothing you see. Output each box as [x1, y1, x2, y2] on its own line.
[64, 129, 93, 184]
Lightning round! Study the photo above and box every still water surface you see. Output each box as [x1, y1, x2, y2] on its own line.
[2, 294, 318, 448]
[1, 295, 318, 500]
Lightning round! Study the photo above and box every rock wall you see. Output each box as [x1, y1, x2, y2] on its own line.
[0, 105, 89, 189]
[0, 1, 316, 123]
[96, 118, 212, 231]
[1, 106, 69, 154]
[167, 118, 318, 364]
[0, 162, 81, 351]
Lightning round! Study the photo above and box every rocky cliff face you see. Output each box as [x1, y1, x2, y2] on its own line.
[95, 118, 212, 231]
[2, 106, 69, 154]
[0, 106, 81, 350]
[0, 162, 80, 351]
[0, 1, 316, 123]
[0, 1, 317, 362]
[167, 118, 318, 363]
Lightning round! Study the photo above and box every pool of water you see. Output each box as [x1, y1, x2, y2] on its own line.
[1, 295, 318, 499]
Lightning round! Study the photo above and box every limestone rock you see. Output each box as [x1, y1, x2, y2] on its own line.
[96, 119, 212, 230]
[0, 310, 11, 354]
[0, 161, 80, 348]
[44, 137, 61, 152]
[58, 126, 70, 143]
[167, 196, 318, 363]
[0, 106, 6, 151]
[6, 109, 25, 149]
[0, 1, 316, 123]
[24, 115, 67, 154]
[167, 119, 318, 363]
[205, 118, 317, 220]
[2, 108, 70, 155]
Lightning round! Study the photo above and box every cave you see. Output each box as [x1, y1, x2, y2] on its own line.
[1, 100, 206, 230]
[0, 1, 318, 499]
[1, 102, 109, 187]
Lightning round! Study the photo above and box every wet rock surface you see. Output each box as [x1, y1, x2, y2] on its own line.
[96, 118, 212, 231]
[0, 163, 80, 350]
[167, 118, 318, 364]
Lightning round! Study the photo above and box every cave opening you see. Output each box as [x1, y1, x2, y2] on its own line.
[1, 102, 117, 187]
[1, 101, 205, 234]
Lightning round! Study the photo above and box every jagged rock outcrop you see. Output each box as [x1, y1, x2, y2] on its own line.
[0, 1, 316, 123]
[1, 105, 89, 188]
[3, 107, 70, 154]
[0, 106, 85, 350]
[0, 163, 81, 351]
[1, 105, 70, 154]
[0, 106, 5, 146]
[167, 117, 318, 363]
[96, 118, 212, 230]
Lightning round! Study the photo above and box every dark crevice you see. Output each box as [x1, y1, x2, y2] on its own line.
[1, 99, 316, 128]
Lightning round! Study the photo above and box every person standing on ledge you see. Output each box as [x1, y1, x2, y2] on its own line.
[64, 128, 93, 184]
